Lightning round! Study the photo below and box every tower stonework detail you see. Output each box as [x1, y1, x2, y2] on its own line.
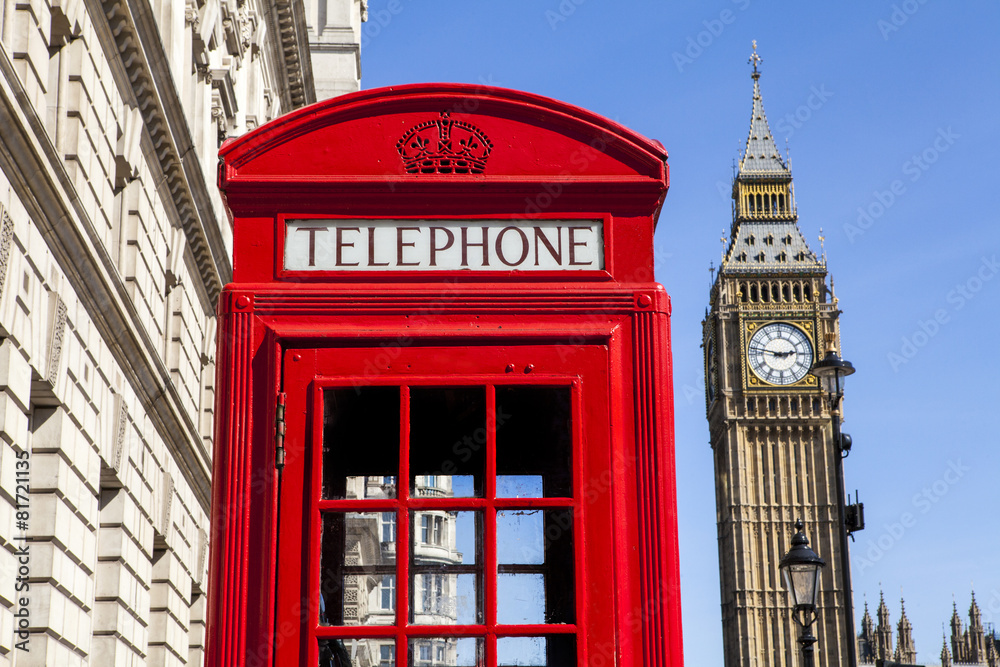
[704, 49, 854, 667]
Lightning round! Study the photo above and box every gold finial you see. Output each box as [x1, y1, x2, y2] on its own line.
[825, 332, 837, 353]
[720, 230, 728, 261]
[818, 227, 826, 260]
[749, 40, 762, 78]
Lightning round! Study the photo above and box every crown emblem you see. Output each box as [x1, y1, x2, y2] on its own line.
[396, 111, 493, 174]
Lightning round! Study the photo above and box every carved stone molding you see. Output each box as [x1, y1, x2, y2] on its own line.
[0, 209, 13, 300]
[113, 393, 129, 473]
[47, 296, 68, 386]
[196, 527, 208, 586]
[102, 0, 228, 301]
[160, 471, 175, 537]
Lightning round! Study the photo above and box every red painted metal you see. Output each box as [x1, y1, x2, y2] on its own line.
[208, 83, 682, 667]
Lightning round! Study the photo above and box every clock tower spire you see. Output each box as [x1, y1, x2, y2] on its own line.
[704, 44, 858, 667]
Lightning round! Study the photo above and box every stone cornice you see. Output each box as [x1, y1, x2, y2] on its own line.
[0, 48, 212, 513]
[102, 0, 232, 302]
[265, 0, 316, 109]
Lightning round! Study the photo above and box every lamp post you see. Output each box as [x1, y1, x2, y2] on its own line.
[781, 519, 826, 667]
[809, 349, 858, 667]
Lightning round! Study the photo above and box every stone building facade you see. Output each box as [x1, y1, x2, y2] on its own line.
[0, 0, 360, 664]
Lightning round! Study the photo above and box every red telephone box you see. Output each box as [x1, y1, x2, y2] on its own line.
[209, 84, 682, 667]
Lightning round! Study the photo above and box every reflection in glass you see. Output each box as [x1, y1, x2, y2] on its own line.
[496, 509, 574, 625]
[323, 388, 400, 499]
[496, 387, 572, 498]
[320, 512, 396, 626]
[410, 387, 486, 497]
[319, 638, 396, 667]
[497, 636, 576, 667]
[409, 637, 481, 667]
[411, 511, 481, 625]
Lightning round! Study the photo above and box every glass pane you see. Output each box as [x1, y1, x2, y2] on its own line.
[497, 510, 544, 564]
[409, 637, 481, 667]
[496, 387, 572, 497]
[320, 512, 396, 626]
[496, 509, 574, 624]
[410, 387, 486, 497]
[497, 573, 545, 624]
[411, 511, 481, 625]
[497, 636, 576, 667]
[323, 387, 400, 499]
[320, 639, 395, 667]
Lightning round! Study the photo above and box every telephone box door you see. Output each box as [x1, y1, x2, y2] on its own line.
[277, 342, 624, 667]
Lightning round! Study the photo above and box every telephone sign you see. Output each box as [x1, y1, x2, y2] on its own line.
[208, 84, 683, 667]
[283, 219, 604, 271]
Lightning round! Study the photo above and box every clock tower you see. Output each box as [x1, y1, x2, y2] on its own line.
[704, 46, 856, 667]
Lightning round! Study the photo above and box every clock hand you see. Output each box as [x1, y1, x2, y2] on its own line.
[749, 346, 794, 358]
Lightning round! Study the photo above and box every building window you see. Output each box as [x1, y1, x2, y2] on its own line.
[379, 575, 396, 610]
[420, 515, 444, 546]
[421, 574, 446, 614]
[381, 512, 396, 543]
[419, 644, 432, 662]
[380, 644, 395, 667]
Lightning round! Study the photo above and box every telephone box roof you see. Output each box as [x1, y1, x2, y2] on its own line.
[218, 83, 668, 204]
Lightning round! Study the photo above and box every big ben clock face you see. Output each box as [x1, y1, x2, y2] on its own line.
[747, 322, 814, 385]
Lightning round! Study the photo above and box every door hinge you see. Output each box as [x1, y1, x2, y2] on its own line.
[275, 392, 287, 470]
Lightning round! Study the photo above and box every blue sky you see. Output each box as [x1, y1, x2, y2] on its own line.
[359, 2, 1000, 664]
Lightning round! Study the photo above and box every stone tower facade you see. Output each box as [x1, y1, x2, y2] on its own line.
[704, 47, 854, 667]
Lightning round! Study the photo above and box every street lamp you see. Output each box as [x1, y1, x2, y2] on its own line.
[810, 349, 855, 404]
[781, 519, 826, 667]
[809, 348, 860, 667]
